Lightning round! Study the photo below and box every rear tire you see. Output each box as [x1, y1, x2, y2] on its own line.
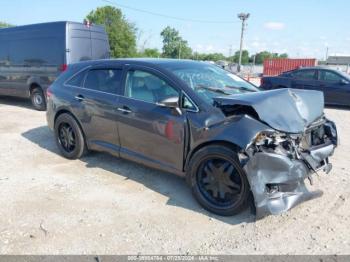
[30, 87, 46, 111]
[187, 145, 250, 216]
[54, 113, 86, 159]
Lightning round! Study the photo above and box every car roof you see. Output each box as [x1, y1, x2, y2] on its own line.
[295, 66, 338, 71]
[70, 58, 209, 68]
[280, 66, 342, 75]
[0, 21, 105, 32]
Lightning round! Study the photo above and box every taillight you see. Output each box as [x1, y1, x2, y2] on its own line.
[47, 86, 53, 99]
[59, 64, 68, 72]
[260, 78, 264, 85]
[84, 19, 92, 28]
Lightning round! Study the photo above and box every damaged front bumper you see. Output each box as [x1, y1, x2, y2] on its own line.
[243, 119, 338, 219]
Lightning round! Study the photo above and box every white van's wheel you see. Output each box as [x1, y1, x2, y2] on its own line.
[30, 87, 46, 111]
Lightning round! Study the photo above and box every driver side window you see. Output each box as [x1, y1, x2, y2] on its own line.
[125, 70, 179, 104]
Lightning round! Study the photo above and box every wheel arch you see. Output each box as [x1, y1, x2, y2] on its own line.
[29, 82, 41, 91]
[27, 76, 43, 94]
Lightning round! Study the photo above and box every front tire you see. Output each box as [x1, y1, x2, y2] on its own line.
[54, 113, 86, 159]
[30, 87, 46, 111]
[187, 145, 250, 216]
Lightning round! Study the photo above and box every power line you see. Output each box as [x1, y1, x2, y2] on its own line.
[102, 0, 239, 24]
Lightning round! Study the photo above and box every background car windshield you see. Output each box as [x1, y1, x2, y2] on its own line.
[165, 63, 259, 103]
[337, 71, 350, 81]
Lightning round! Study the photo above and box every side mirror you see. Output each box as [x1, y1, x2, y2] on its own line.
[157, 96, 179, 108]
[157, 96, 182, 115]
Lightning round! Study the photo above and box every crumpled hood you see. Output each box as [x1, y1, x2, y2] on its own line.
[213, 88, 324, 133]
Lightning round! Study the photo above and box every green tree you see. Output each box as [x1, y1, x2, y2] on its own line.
[160, 26, 192, 59]
[192, 52, 226, 61]
[232, 50, 249, 64]
[140, 48, 160, 58]
[0, 22, 13, 28]
[253, 51, 289, 64]
[254, 51, 272, 64]
[205, 53, 226, 61]
[279, 53, 288, 58]
[86, 6, 137, 58]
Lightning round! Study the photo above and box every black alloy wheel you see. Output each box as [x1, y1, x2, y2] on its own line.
[58, 122, 76, 153]
[54, 113, 87, 159]
[188, 145, 250, 216]
[197, 158, 244, 207]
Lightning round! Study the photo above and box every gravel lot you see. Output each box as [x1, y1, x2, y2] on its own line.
[0, 96, 349, 255]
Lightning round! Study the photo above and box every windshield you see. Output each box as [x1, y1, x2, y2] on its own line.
[338, 70, 350, 80]
[164, 62, 259, 103]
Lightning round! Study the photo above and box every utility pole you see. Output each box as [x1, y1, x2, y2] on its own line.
[237, 13, 250, 72]
[178, 42, 182, 59]
[325, 46, 329, 62]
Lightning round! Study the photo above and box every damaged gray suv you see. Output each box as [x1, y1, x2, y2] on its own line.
[46, 59, 338, 218]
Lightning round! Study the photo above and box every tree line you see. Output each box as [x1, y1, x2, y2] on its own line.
[1, 6, 289, 64]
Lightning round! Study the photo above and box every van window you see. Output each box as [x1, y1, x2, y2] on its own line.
[84, 69, 122, 94]
[9, 38, 63, 65]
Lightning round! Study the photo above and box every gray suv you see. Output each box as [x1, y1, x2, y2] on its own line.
[46, 59, 338, 218]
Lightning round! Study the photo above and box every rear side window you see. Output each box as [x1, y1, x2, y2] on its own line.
[292, 70, 316, 80]
[84, 69, 122, 94]
[66, 71, 86, 87]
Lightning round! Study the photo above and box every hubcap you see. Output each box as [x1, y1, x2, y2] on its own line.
[58, 123, 76, 153]
[34, 94, 43, 105]
[197, 158, 243, 207]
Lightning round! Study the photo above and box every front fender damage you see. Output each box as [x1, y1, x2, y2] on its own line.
[241, 119, 338, 219]
[210, 89, 338, 218]
[244, 152, 323, 219]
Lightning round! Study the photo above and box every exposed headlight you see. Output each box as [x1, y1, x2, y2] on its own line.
[253, 131, 287, 146]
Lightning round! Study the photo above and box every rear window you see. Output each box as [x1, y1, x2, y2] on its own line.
[66, 71, 86, 87]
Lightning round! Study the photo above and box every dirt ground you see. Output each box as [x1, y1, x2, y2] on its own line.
[0, 96, 349, 255]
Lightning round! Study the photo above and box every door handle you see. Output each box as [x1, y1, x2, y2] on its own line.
[117, 107, 132, 113]
[75, 94, 85, 102]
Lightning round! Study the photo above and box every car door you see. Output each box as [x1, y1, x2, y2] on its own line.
[116, 66, 187, 173]
[69, 66, 122, 155]
[291, 69, 318, 90]
[318, 70, 350, 106]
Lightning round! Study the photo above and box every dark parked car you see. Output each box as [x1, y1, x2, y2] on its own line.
[46, 59, 338, 218]
[260, 67, 350, 106]
[0, 21, 110, 110]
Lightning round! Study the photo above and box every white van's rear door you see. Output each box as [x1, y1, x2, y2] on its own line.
[66, 22, 110, 64]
